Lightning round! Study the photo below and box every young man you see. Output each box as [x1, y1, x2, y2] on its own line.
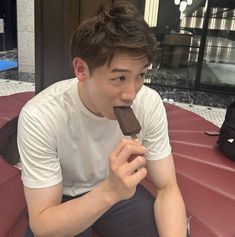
[18, 1, 187, 237]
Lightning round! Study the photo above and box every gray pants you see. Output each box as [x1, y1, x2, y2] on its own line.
[25, 184, 182, 237]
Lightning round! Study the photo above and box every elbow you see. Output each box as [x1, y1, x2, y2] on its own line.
[29, 220, 73, 237]
[29, 221, 48, 237]
[29, 221, 54, 237]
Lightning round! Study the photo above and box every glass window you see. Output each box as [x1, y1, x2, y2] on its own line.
[146, 0, 235, 94]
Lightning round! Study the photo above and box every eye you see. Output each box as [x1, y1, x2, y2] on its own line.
[118, 76, 126, 81]
[138, 73, 146, 80]
[111, 76, 126, 82]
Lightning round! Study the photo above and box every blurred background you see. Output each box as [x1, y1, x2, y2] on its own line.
[0, 0, 234, 111]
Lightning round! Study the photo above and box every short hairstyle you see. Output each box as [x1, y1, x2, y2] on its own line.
[71, 1, 157, 74]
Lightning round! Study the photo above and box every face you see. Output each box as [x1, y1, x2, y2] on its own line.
[76, 53, 150, 120]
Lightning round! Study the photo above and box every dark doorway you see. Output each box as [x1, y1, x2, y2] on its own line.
[35, 0, 145, 93]
[0, 0, 17, 51]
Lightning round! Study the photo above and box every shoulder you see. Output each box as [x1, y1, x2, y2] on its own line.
[137, 85, 161, 100]
[133, 85, 164, 115]
[135, 85, 162, 106]
[134, 86, 171, 161]
[18, 78, 78, 134]
[21, 78, 76, 117]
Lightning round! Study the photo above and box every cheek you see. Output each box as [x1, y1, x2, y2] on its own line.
[92, 84, 117, 106]
[95, 87, 118, 118]
[99, 84, 118, 99]
[137, 83, 144, 92]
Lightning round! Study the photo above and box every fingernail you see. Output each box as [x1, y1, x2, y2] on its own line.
[142, 146, 147, 153]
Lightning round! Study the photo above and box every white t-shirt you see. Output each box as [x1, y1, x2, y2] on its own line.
[18, 78, 171, 196]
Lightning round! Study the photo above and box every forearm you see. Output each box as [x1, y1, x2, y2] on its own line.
[154, 186, 187, 237]
[30, 181, 116, 237]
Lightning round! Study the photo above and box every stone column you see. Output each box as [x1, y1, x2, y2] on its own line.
[17, 0, 35, 75]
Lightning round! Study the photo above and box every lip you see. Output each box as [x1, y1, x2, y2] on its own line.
[113, 104, 132, 108]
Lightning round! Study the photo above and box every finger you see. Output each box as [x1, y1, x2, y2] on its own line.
[129, 167, 147, 185]
[110, 138, 129, 158]
[114, 143, 146, 166]
[109, 138, 143, 162]
[126, 156, 146, 174]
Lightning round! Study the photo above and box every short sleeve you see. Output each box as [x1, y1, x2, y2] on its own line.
[17, 108, 62, 188]
[142, 94, 171, 161]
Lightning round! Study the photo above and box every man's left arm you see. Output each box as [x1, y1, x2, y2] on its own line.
[146, 154, 187, 237]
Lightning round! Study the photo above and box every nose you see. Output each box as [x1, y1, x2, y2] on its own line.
[120, 81, 138, 104]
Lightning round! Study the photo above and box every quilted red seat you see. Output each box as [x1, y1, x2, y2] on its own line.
[0, 92, 35, 164]
[165, 103, 235, 237]
[0, 156, 28, 237]
[0, 92, 34, 145]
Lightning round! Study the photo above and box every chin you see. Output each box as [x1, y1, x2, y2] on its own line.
[106, 115, 116, 121]
[104, 112, 116, 120]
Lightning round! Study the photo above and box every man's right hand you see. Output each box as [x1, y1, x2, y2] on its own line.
[23, 138, 147, 237]
[104, 138, 147, 203]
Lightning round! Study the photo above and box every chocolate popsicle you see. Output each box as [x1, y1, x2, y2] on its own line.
[114, 106, 141, 139]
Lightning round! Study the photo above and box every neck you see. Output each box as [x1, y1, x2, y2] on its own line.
[77, 82, 103, 117]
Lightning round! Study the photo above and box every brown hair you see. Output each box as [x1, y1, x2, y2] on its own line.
[71, 1, 157, 74]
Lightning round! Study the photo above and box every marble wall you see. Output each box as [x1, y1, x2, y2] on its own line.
[17, 0, 35, 74]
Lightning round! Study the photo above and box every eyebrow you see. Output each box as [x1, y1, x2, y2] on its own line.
[111, 63, 150, 73]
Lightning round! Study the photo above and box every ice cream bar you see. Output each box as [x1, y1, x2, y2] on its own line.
[114, 106, 141, 139]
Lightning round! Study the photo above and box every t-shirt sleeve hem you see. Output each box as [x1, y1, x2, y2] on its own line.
[22, 176, 63, 189]
[145, 148, 172, 161]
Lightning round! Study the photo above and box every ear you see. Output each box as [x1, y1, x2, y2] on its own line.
[72, 57, 89, 81]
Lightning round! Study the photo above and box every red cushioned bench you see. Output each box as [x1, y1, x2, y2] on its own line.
[0, 92, 35, 237]
[0, 92, 234, 237]
[0, 92, 35, 165]
[164, 103, 235, 237]
[0, 156, 28, 237]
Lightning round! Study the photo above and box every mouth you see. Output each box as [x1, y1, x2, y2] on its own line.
[114, 104, 132, 108]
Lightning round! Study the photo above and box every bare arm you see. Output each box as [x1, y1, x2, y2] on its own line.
[25, 139, 146, 237]
[24, 181, 116, 237]
[146, 154, 187, 237]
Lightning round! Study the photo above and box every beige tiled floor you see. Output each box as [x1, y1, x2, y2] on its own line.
[0, 79, 34, 96]
[170, 101, 225, 128]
